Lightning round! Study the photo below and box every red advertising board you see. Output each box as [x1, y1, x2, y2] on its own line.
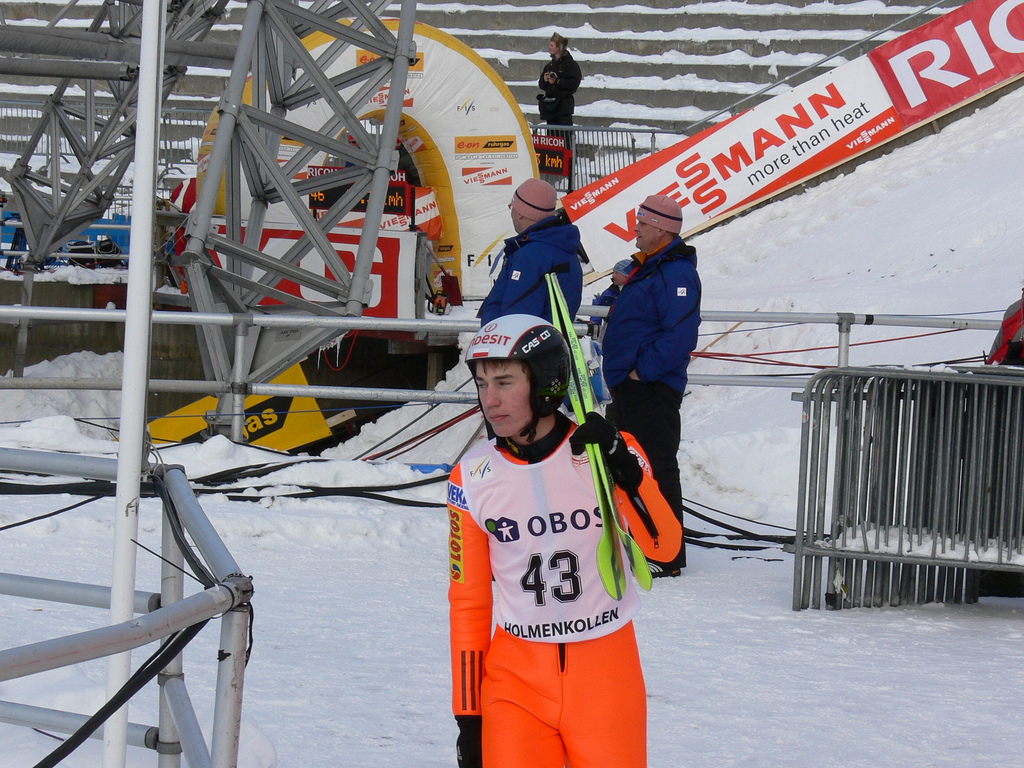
[869, 0, 1024, 126]
[563, 58, 903, 258]
[211, 223, 419, 319]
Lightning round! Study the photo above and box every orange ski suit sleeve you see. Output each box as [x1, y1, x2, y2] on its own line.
[615, 433, 684, 565]
[448, 462, 493, 716]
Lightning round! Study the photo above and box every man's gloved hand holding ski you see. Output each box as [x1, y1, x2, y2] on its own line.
[456, 715, 482, 768]
[570, 411, 643, 493]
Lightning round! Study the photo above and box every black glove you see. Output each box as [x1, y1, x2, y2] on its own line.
[456, 715, 482, 768]
[570, 412, 643, 493]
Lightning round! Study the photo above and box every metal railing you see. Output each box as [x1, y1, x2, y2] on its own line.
[792, 366, 1024, 611]
[0, 447, 253, 767]
[0, 302, 1004, 409]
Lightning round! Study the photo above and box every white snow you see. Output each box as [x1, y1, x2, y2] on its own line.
[1, 79, 1024, 768]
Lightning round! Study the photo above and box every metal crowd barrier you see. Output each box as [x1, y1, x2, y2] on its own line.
[792, 366, 1024, 610]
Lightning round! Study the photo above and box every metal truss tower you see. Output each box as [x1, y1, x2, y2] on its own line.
[1, 0, 418, 419]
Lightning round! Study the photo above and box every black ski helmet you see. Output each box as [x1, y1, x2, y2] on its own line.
[466, 314, 570, 419]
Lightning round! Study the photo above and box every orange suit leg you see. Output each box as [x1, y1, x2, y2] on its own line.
[481, 624, 646, 768]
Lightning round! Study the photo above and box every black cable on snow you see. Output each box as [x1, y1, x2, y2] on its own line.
[354, 401, 442, 460]
[683, 496, 796, 533]
[0, 479, 116, 495]
[32, 619, 209, 768]
[363, 405, 481, 461]
[682, 503, 795, 545]
[0, 493, 111, 533]
[194, 472, 448, 496]
[190, 460, 326, 486]
[687, 537, 783, 552]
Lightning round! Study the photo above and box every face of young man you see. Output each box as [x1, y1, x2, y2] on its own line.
[475, 360, 536, 442]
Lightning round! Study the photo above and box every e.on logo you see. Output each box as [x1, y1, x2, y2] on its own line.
[869, 0, 1024, 125]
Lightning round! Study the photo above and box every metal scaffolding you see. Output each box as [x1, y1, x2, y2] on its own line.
[0, 449, 254, 768]
[0, 0, 419, 422]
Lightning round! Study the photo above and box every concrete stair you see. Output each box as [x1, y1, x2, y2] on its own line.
[0, 0, 961, 133]
[399, 0, 960, 130]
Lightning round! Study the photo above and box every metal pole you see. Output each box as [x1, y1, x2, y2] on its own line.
[105, 0, 167, 761]
[163, 677, 212, 768]
[0, 701, 156, 749]
[181, 0, 264, 254]
[210, 606, 249, 768]
[0, 572, 158, 614]
[13, 266, 34, 377]
[230, 322, 250, 443]
[344, 0, 416, 315]
[161, 468, 244, 582]
[837, 313, 853, 367]
[158, 501, 186, 768]
[0, 446, 122, 480]
[0, 586, 236, 682]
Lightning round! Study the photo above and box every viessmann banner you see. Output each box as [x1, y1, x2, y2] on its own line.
[563, 0, 1024, 267]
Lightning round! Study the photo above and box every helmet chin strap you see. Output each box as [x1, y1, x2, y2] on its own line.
[519, 418, 539, 445]
[518, 395, 543, 444]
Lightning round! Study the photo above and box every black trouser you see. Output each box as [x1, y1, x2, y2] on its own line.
[612, 378, 684, 521]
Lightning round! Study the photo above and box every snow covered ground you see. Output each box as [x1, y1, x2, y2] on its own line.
[1, 83, 1023, 768]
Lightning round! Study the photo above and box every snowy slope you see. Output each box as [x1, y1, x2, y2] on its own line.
[0, 84, 1023, 767]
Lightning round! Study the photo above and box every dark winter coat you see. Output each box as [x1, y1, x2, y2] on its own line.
[538, 52, 582, 125]
[479, 215, 583, 325]
[601, 238, 701, 393]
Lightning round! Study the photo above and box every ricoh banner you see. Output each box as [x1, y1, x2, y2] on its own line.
[563, 0, 1024, 269]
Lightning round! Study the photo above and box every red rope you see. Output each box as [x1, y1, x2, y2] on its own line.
[323, 332, 358, 371]
[365, 406, 481, 461]
[692, 327, 963, 365]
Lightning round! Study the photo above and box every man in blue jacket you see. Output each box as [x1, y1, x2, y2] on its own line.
[479, 178, 583, 324]
[602, 195, 701, 574]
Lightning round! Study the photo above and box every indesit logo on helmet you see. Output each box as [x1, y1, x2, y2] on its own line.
[471, 332, 511, 348]
[519, 328, 551, 355]
[485, 517, 520, 543]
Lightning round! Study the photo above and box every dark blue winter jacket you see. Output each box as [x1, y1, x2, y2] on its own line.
[479, 214, 583, 324]
[601, 238, 701, 393]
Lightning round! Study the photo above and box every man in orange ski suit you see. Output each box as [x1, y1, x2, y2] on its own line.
[448, 314, 683, 768]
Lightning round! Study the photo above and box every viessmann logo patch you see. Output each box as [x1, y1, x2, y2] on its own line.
[455, 135, 519, 157]
[462, 166, 513, 186]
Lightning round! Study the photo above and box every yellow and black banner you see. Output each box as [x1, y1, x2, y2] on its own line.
[149, 364, 333, 452]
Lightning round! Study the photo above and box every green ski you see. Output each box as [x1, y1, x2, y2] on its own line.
[545, 273, 653, 599]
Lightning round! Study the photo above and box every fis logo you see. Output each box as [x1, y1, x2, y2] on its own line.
[468, 456, 492, 480]
[457, 99, 477, 115]
[486, 517, 520, 543]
